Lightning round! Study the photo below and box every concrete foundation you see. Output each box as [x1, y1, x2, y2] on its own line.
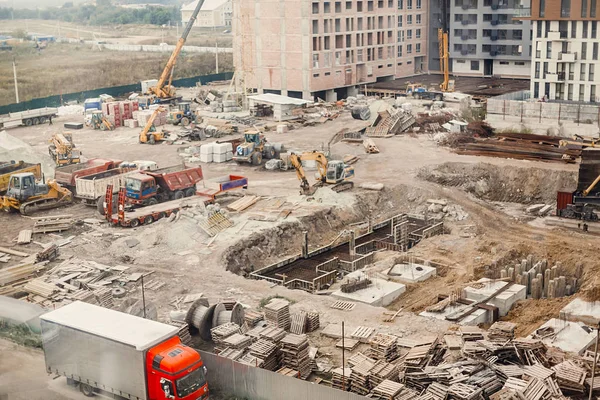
[386, 263, 437, 283]
[419, 304, 489, 326]
[462, 278, 526, 316]
[530, 318, 597, 355]
[332, 271, 405, 307]
[559, 298, 600, 325]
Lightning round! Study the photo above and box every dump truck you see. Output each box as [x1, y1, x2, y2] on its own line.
[54, 158, 122, 190]
[0, 107, 58, 129]
[40, 301, 209, 400]
[0, 161, 42, 194]
[124, 165, 203, 206]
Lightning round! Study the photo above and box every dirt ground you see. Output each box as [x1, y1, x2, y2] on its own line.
[1, 92, 598, 397]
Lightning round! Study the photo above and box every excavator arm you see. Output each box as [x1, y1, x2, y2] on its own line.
[289, 151, 330, 194]
[148, 0, 205, 99]
[139, 107, 166, 143]
[438, 28, 449, 92]
[289, 153, 311, 192]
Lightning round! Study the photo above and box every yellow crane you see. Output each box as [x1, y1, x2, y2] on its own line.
[139, 107, 169, 144]
[146, 0, 206, 101]
[289, 151, 355, 195]
[48, 133, 81, 166]
[438, 28, 451, 92]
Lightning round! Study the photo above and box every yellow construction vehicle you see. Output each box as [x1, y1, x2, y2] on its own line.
[146, 0, 205, 102]
[289, 151, 355, 195]
[559, 134, 600, 149]
[139, 107, 169, 144]
[49, 133, 81, 166]
[0, 172, 72, 215]
[438, 28, 453, 92]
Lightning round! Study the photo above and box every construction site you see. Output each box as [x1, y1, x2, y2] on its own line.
[5, 6, 600, 400]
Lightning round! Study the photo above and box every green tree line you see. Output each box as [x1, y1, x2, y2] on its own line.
[0, 0, 181, 26]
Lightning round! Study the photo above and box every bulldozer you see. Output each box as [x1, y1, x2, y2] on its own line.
[0, 172, 73, 215]
[139, 107, 169, 144]
[49, 133, 81, 166]
[168, 102, 200, 126]
[232, 131, 277, 165]
[289, 151, 354, 195]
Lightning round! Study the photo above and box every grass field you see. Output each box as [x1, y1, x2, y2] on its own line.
[0, 42, 233, 105]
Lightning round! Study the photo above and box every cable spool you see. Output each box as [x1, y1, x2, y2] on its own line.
[185, 298, 215, 341]
[212, 302, 245, 328]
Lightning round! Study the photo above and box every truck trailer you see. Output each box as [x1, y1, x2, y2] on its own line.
[0, 107, 58, 129]
[54, 158, 122, 190]
[41, 301, 209, 400]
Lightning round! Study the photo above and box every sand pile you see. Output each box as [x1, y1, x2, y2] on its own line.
[0, 131, 56, 178]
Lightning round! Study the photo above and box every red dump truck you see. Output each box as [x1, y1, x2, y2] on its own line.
[54, 158, 122, 190]
[124, 165, 203, 206]
[40, 301, 209, 400]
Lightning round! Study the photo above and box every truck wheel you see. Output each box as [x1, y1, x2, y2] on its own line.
[33, 117, 40, 125]
[181, 117, 190, 127]
[145, 215, 154, 224]
[39, 116, 47, 124]
[173, 191, 184, 200]
[435, 94, 443, 101]
[80, 383, 95, 397]
[25, 119, 33, 126]
[149, 135, 155, 145]
[130, 219, 140, 228]
[147, 197, 159, 206]
[96, 197, 105, 215]
[252, 152, 263, 165]
[185, 188, 196, 197]
[264, 147, 276, 159]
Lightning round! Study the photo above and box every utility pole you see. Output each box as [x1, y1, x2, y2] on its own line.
[342, 321, 346, 391]
[12, 58, 19, 104]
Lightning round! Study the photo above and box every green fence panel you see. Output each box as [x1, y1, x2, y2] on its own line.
[0, 72, 233, 115]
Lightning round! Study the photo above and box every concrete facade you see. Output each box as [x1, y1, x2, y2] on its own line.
[233, 0, 428, 100]
[182, 0, 233, 28]
[449, 0, 532, 77]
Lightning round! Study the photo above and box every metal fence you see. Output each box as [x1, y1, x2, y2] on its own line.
[487, 98, 600, 125]
[200, 350, 366, 400]
[0, 72, 234, 115]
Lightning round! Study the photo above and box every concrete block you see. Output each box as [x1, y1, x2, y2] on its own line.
[213, 153, 229, 163]
[538, 205, 553, 216]
[213, 143, 230, 154]
[332, 271, 405, 307]
[277, 124, 289, 134]
[527, 204, 545, 213]
[560, 298, 600, 324]
[386, 263, 437, 283]
[200, 144, 214, 155]
[462, 278, 526, 316]
[529, 318, 597, 354]
[226, 151, 233, 161]
[199, 153, 213, 163]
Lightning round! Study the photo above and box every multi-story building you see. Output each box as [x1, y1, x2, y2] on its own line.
[233, 0, 428, 100]
[182, 0, 232, 28]
[516, 0, 599, 102]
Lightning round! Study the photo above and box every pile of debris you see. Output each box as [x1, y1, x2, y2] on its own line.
[365, 109, 416, 137]
[426, 199, 469, 222]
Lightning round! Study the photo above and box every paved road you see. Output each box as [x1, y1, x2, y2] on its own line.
[0, 339, 87, 400]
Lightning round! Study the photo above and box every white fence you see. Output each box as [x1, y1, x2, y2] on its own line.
[57, 37, 232, 53]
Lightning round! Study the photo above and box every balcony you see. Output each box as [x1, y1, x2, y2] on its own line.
[546, 72, 566, 82]
[559, 52, 577, 62]
[514, 6, 531, 17]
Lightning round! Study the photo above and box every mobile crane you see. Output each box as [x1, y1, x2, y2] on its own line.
[48, 133, 81, 166]
[438, 28, 451, 92]
[146, 0, 206, 102]
[289, 151, 354, 195]
[139, 106, 169, 144]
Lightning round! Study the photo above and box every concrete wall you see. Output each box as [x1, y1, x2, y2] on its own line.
[488, 98, 600, 123]
[493, 60, 531, 77]
[200, 350, 367, 400]
[453, 58, 483, 74]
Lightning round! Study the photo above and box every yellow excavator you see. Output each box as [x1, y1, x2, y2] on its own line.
[438, 28, 452, 92]
[139, 106, 169, 144]
[146, 0, 205, 102]
[0, 172, 72, 215]
[49, 133, 81, 166]
[289, 151, 355, 195]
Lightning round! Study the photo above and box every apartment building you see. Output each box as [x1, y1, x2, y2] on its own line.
[182, 0, 232, 28]
[516, 0, 599, 102]
[233, 0, 428, 101]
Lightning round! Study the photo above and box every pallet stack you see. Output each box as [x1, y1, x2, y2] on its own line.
[350, 359, 375, 395]
[369, 360, 400, 389]
[488, 322, 516, 342]
[222, 333, 252, 351]
[305, 312, 320, 332]
[259, 325, 287, 343]
[248, 339, 280, 371]
[264, 298, 291, 330]
[370, 380, 405, 399]
[369, 333, 399, 361]
[244, 310, 264, 328]
[210, 322, 241, 352]
[93, 287, 113, 308]
[280, 334, 311, 379]
[331, 367, 352, 391]
[290, 312, 307, 334]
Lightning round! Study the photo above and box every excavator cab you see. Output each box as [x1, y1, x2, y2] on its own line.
[325, 161, 355, 184]
[6, 173, 48, 201]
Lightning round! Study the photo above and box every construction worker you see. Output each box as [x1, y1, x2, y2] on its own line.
[48, 115, 53, 125]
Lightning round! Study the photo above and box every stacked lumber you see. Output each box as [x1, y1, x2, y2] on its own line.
[364, 138, 380, 154]
[277, 367, 299, 377]
[223, 333, 252, 350]
[94, 287, 113, 307]
[350, 359, 375, 395]
[488, 321, 516, 342]
[264, 298, 291, 330]
[244, 310, 263, 328]
[248, 339, 280, 371]
[32, 215, 73, 233]
[280, 334, 311, 379]
[305, 312, 320, 332]
[23, 278, 56, 297]
[369, 333, 398, 361]
[369, 380, 404, 399]
[331, 367, 352, 390]
[227, 196, 259, 212]
[210, 322, 241, 351]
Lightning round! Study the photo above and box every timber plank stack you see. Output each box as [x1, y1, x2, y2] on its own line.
[280, 333, 311, 379]
[248, 339, 280, 371]
[264, 298, 291, 330]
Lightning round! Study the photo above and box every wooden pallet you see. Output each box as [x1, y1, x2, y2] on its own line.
[330, 300, 356, 311]
[335, 338, 359, 350]
[227, 195, 260, 212]
[351, 326, 375, 342]
[17, 230, 32, 245]
[290, 313, 307, 335]
[197, 212, 234, 237]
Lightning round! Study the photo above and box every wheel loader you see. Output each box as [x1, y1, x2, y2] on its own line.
[0, 172, 73, 215]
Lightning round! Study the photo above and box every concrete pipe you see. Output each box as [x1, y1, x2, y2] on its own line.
[212, 302, 245, 328]
[185, 298, 215, 341]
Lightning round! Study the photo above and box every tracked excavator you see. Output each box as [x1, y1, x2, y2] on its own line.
[0, 172, 72, 215]
[289, 151, 354, 195]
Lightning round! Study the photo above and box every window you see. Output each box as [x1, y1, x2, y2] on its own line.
[416, 0, 422, 8]
[312, 20, 319, 34]
[515, 61, 525, 65]
[398, 30, 404, 42]
[357, 17, 363, 30]
[407, 15, 412, 24]
[592, 0, 597, 17]
[590, 64, 595, 81]
[513, 30, 522, 40]
[546, 41, 552, 59]
[579, 85, 585, 101]
[500, 61, 509, 65]
[398, 0, 403, 8]
[561, 0, 570, 17]
[535, 62, 540, 78]
[346, 1, 352, 9]
[335, 51, 341, 65]
[357, 1, 363, 11]
[324, 36, 330, 49]
[407, 44, 412, 53]
[416, 28, 421, 38]
[312, 2, 319, 13]
[397, 44, 403, 56]
[582, 42, 587, 60]
[534, 82, 539, 99]
[407, 29, 412, 39]
[582, 0, 588, 17]
[471, 61, 480, 71]
[335, 1, 342, 11]
[594, 43, 599, 60]
[323, 52, 332, 67]
[543, 62, 548, 78]
[313, 73, 320, 77]
[398, 15, 402, 27]
[539, 0, 545, 17]
[569, 63, 575, 79]
[407, 0, 412, 8]
[324, 2, 331, 12]
[568, 84, 573, 100]
[368, 0, 373, 10]
[407, 60, 412, 64]
[536, 21, 542, 38]
[312, 54, 319, 68]
[416, 43, 420, 52]
[592, 85, 597, 102]
[545, 21, 550, 38]
[335, 18, 341, 32]
[581, 63, 586, 80]
[583, 21, 589, 38]
[593, 21, 597, 38]
[571, 21, 576, 38]
[416, 14, 421, 24]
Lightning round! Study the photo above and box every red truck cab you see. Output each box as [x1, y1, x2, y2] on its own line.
[146, 336, 209, 400]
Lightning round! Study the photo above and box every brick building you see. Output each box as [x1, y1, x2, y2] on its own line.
[516, 0, 600, 101]
[233, 0, 428, 101]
